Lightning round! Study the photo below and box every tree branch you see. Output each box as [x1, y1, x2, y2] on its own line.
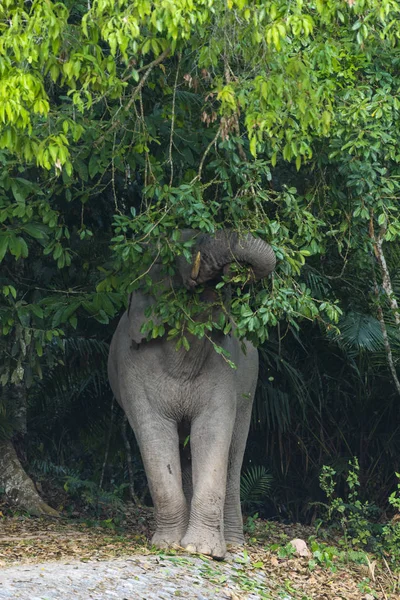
[96, 47, 171, 148]
[169, 54, 181, 187]
[123, 48, 171, 81]
[125, 47, 171, 113]
[191, 128, 221, 183]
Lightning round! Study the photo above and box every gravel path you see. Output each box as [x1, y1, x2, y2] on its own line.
[0, 554, 267, 599]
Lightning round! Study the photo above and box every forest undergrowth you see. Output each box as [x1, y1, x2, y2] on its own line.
[0, 510, 398, 600]
[1, 459, 399, 599]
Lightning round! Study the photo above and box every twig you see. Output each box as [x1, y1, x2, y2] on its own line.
[138, 89, 155, 187]
[377, 578, 389, 600]
[366, 555, 376, 582]
[223, 53, 247, 162]
[15, 282, 84, 295]
[95, 47, 171, 147]
[191, 128, 221, 183]
[382, 556, 396, 586]
[121, 415, 141, 506]
[111, 129, 121, 215]
[169, 54, 181, 187]
[129, 249, 160, 286]
[125, 47, 171, 114]
[123, 48, 171, 82]
[323, 235, 350, 280]
[99, 396, 115, 490]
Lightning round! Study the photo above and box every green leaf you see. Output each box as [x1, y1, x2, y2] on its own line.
[0, 234, 9, 262]
[88, 154, 99, 179]
[22, 223, 48, 240]
[18, 237, 29, 258]
[31, 304, 44, 319]
[249, 136, 257, 158]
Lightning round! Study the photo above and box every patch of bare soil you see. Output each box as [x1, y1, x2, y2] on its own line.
[0, 514, 397, 599]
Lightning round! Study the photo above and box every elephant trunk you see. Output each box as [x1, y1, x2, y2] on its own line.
[232, 233, 276, 280]
[191, 231, 276, 286]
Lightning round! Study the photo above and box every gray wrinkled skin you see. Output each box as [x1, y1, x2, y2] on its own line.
[108, 231, 275, 559]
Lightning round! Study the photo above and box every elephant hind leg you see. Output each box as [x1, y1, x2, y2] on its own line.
[224, 394, 254, 546]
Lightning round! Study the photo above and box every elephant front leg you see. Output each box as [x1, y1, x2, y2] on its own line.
[181, 405, 234, 559]
[126, 409, 188, 549]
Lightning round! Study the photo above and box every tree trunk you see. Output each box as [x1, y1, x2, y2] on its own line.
[12, 381, 27, 438]
[369, 215, 400, 396]
[373, 278, 400, 398]
[369, 216, 400, 328]
[0, 438, 58, 516]
[1, 259, 58, 515]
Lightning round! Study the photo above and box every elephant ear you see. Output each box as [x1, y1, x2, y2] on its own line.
[127, 291, 157, 344]
[127, 232, 199, 342]
[127, 262, 170, 343]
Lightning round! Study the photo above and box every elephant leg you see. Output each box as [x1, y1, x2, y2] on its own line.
[224, 395, 253, 546]
[125, 406, 188, 549]
[181, 402, 234, 559]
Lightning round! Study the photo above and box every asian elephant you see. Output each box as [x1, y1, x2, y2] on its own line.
[108, 230, 275, 558]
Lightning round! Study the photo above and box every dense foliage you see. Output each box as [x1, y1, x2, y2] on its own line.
[1, 0, 400, 526]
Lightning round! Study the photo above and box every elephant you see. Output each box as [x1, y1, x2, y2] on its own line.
[108, 230, 276, 559]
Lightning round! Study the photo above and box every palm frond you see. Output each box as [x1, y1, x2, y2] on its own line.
[259, 345, 309, 405]
[240, 466, 272, 507]
[392, 268, 400, 297]
[31, 459, 80, 479]
[175, 90, 203, 106]
[254, 384, 291, 431]
[254, 343, 309, 431]
[64, 337, 109, 357]
[337, 311, 383, 352]
[303, 267, 333, 300]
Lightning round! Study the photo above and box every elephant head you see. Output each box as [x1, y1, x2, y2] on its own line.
[128, 229, 276, 343]
[177, 229, 276, 290]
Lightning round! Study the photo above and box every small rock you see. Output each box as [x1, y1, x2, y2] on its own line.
[289, 538, 311, 558]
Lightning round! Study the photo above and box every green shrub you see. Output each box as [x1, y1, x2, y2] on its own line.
[318, 460, 400, 569]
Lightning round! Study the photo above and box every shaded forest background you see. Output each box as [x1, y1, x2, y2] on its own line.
[0, 0, 400, 526]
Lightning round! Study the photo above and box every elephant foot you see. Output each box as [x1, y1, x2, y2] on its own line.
[181, 528, 226, 560]
[224, 532, 244, 547]
[151, 527, 185, 550]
